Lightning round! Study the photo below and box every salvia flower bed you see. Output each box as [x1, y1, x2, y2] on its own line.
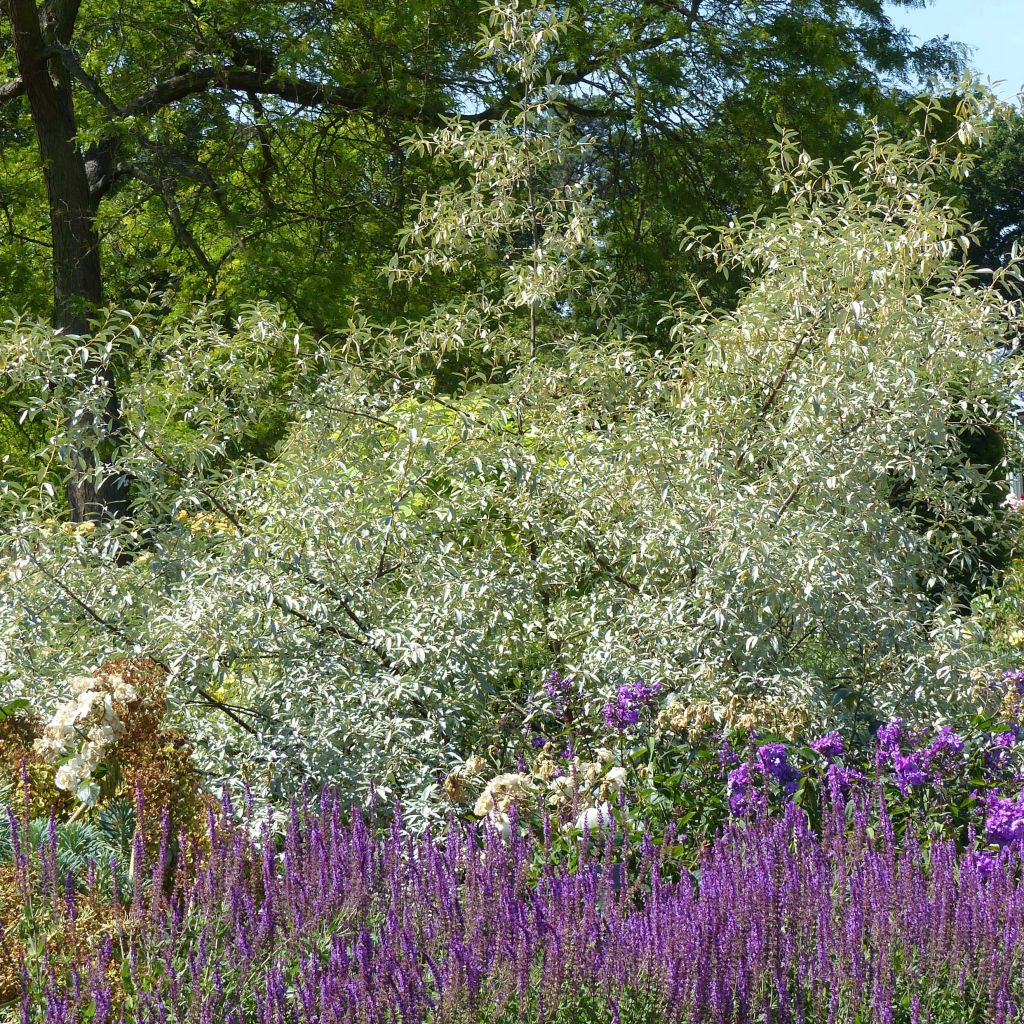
[6, 789, 1024, 1024]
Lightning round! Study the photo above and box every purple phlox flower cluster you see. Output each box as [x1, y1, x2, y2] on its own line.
[717, 739, 739, 770]
[876, 718, 904, 751]
[965, 849, 999, 881]
[891, 752, 930, 794]
[525, 671, 580, 748]
[526, 671, 578, 732]
[542, 669, 576, 711]
[926, 725, 965, 760]
[984, 791, 1024, 849]
[726, 763, 763, 816]
[874, 721, 966, 794]
[810, 731, 845, 762]
[825, 762, 864, 800]
[918, 725, 966, 785]
[755, 743, 801, 795]
[1003, 669, 1024, 696]
[601, 679, 662, 732]
[726, 743, 801, 815]
[21, 787, 1024, 1024]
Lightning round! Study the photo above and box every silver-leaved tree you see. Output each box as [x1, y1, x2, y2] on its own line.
[0, 4, 1020, 819]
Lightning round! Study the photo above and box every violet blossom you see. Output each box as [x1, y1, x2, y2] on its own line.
[601, 679, 662, 732]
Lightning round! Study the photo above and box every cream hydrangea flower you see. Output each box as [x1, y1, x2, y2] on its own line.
[601, 765, 627, 797]
[575, 802, 613, 834]
[547, 775, 575, 807]
[33, 667, 134, 799]
[472, 773, 534, 817]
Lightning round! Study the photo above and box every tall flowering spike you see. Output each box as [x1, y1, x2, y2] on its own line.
[6, 808, 26, 885]
[16, 760, 29, 833]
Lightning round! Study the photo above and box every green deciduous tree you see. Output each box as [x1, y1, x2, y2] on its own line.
[0, 0, 961, 517]
[959, 103, 1024, 273]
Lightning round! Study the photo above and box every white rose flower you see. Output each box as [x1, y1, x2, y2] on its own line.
[74, 690, 100, 719]
[53, 764, 76, 791]
[35, 669, 129, 805]
[54, 757, 88, 792]
[575, 802, 614, 835]
[603, 766, 628, 793]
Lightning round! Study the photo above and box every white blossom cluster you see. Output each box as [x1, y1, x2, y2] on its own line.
[466, 748, 629, 839]
[33, 670, 136, 797]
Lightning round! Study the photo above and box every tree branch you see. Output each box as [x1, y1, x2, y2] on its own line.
[5, 0, 58, 111]
[0, 76, 23, 101]
[52, 40, 122, 115]
[128, 67, 377, 119]
[41, 0, 82, 46]
[461, 31, 682, 124]
[24, 550, 263, 734]
[129, 162, 217, 278]
[124, 23, 685, 126]
[583, 537, 641, 593]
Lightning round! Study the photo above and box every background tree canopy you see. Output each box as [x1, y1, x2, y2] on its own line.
[960, 105, 1024, 274]
[0, 0, 963, 336]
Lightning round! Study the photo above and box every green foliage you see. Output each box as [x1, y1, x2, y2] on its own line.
[0, 82, 1019, 823]
[0, 0, 964, 340]
[0, 700, 28, 722]
[970, 554, 1024, 654]
[488, 709, 1024, 865]
[0, 812, 117, 881]
[960, 103, 1024, 273]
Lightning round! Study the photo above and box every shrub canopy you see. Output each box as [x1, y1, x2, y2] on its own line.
[1, 87, 1020, 818]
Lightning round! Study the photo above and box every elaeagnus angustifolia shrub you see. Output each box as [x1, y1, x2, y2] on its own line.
[0, 60, 1021, 822]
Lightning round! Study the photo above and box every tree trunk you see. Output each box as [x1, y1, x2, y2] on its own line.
[5, 0, 128, 521]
